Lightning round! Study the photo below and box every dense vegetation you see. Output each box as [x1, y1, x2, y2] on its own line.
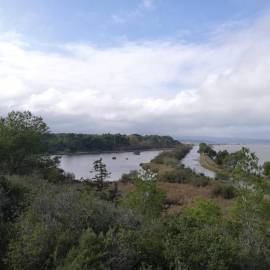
[0, 111, 270, 270]
[44, 133, 181, 154]
[142, 146, 212, 187]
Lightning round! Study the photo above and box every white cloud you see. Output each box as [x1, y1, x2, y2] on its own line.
[143, 0, 155, 9]
[1, 14, 270, 138]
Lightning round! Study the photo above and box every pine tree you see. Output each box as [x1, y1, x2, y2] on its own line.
[90, 158, 111, 191]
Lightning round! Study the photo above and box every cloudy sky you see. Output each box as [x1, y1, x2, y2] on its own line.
[1, 0, 270, 138]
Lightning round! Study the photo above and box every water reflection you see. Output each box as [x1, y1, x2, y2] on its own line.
[60, 150, 161, 181]
[181, 145, 216, 178]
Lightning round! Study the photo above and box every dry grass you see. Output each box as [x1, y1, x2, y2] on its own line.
[117, 180, 234, 215]
[200, 154, 228, 176]
[159, 182, 233, 214]
[143, 162, 174, 174]
[117, 150, 234, 215]
[117, 181, 134, 195]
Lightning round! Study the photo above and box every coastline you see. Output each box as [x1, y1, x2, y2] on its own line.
[199, 153, 229, 177]
[53, 147, 175, 156]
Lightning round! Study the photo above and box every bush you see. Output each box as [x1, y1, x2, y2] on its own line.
[151, 145, 191, 165]
[212, 184, 236, 199]
[120, 170, 138, 184]
[0, 176, 28, 268]
[151, 151, 172, 164]
[215, 150, 229, 165]
[7, 186, 141, 270]
[0, 111, 49, 175]
[263, 161, 270, 176]
[159, 169, 187, 183]
[163, 157, 178, 167]
[121, 171, 165, 218]
[215, 171, 230, 181]
[164, 200, 238, 270]
[191, 176, 210, 187]
[198, 143, 217, 158]
[57, 228, 108, 270]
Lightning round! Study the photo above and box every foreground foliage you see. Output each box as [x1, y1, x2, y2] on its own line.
[2, 172, 269, 270]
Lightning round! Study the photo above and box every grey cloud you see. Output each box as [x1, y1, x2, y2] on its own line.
[1, 14, 270, 138]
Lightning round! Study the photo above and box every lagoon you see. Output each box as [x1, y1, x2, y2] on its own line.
[59, 150, 161, 181]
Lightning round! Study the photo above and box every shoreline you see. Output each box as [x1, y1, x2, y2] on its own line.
[53, 147, 175, 156]
[199, 153, 229, 177]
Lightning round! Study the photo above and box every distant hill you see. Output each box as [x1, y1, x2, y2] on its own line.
[44, 133, 181, 154]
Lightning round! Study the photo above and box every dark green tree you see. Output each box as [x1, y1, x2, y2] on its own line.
[121, 170, 165, 218]
[0, 111, 49, 174]
[232, 147, 263, 186]
[215, 150, 229, 165]
[198, 143, 217, 158]
[231, 147, 270, 270]
[263, 161, 270, 176]
[57, 228, 108, 270]
[90, 158, 111, 191]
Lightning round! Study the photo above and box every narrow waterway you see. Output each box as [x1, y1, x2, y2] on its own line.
[181, 145, 216, 178]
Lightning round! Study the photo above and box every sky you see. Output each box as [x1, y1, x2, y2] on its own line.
[1, 0, 270, 138]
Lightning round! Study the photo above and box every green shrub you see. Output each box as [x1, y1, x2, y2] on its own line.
[212, 184, 236, 199]
[159, 169, 187, 183]
[7, 186, 140, 270]
[163, 157, 178, 167]
[198, 143, 217, 158]
[164, 200, 238, 270]
[0, 176, 29, 269]
[120, 170, 138, 184]
[263, 161, 270, 176]
[57, 228, 108, 270]
[216, 171, 230, 181]
[191, 176, 210, 187]
[121, 171, 165, 218]
[151, 145, 191, 165]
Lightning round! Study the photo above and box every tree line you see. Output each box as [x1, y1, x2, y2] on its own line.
[44, 133, 181, 154]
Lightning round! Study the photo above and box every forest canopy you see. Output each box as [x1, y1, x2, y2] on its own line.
[44, 133, 181, 153]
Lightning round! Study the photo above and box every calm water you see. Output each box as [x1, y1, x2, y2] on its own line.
[213, 144, 270, 164]
[59, 150, 161, 181]
[181, 144, 270, 178]
[181, 145, 216, 178]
